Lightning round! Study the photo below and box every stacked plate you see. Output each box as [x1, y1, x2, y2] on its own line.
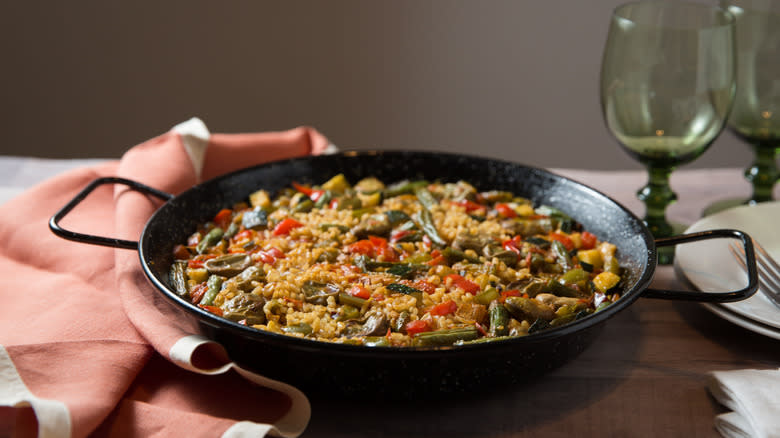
[676, 201, 780, 339]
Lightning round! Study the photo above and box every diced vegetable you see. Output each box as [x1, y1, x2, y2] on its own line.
[593, 271, 621, 293]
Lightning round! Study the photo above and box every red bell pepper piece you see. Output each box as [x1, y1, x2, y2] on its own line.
[412, 280, 437, 294]
[346, 239, 375, 256]
[272, 218, 303, 236]
[189, 283, 209, 304]
[580, 231, 598, 250]
[454, 199, 486, 213]
[347, 284, 371, 299]
[495, 203, 517, 218]
[445, 274, 480, 294]
[502, 239, 522, 255]
[430, 300, 458, 316]
[405, 319, 431, 336]
[198, 305, 223, 316]
[499, 289, 522, 302]
[213, 208, 233, 230]
[550, 232, 574, 251]
[390, 229, 414, 243]
[291, 181, 314, 197]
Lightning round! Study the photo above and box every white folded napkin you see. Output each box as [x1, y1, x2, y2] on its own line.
[708, 369, 780, 438]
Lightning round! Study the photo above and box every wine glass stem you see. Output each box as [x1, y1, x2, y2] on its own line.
[637, 166, 677, 239]
[745, 144, 778, 204]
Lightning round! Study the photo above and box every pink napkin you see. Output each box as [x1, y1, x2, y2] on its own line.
[0, 118, 330, 438]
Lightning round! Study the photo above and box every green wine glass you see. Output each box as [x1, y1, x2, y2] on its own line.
[600, 1, 736, 264]
[704, 0, 780, 215]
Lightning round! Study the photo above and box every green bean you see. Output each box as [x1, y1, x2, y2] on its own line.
[385, 209, 411, 225]
[528, 318, 551, 334]
[551, 240, 573, 271]
[543, 279, 585, 298]
[196, 227, 223, 254]
[283, 322, 313, 335]
[474, 287, 500, 306]
[560, 268, 589, 286]
[363, 336, 391, 347]
[456, 335, 515, 345]
[384, 180, 429, 198]
[338, 292, 367, 308]
[442, 247, 480, 264]
[198, 274, 225, 306]
[413, 209, 446, 246]
[336, 305, 361, 321]
[414, 187, 438, 211]
[318, 223, 350, 233]
[412, 326, 480, 347]
[292, 199, 314, 213]
[488, 301, 510, 336]
[314, 190, 332, 209]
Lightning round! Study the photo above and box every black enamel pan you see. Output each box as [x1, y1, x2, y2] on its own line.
[49, 151, 758, 397]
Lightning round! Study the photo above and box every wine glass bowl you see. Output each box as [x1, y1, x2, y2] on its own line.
[600, 1, 736, 264]
[705, 0, 780, 214]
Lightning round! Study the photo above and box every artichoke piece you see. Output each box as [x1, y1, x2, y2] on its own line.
[224, 265, 265, 292]
[357, 313, 389, 337]
[222, 292, 267, 325]
[393, 310, 411, 333]
[204, 253, 252, 277]
[301, 280, 341, 305]
[456, 302, 488, 324]
[169, 261, 189, 298]
[452, 232, 490, 252]
[503, 296, 555, 322]
[351, 213, 391, 238]
[483, 243, 519, 267]
[241, 207, 269, 230]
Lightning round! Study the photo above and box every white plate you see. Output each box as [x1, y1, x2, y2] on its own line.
[675, 201, 780, 333]
[701, 303, 780, 340]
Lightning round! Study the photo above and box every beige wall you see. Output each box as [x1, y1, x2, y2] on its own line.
[1, 1, 750, 170]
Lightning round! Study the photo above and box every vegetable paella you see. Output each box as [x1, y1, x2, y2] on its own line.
[170, 174, 625, 347]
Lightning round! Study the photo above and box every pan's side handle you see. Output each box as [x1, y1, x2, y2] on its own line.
[49, 177, 174, 250]
[642, 229, 759, 302]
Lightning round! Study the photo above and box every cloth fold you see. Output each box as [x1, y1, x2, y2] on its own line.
[708, 368, 780, 438]
[0, 118, 331, 437]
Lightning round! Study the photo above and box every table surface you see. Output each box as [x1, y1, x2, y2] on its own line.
[3, 156, 779, 437]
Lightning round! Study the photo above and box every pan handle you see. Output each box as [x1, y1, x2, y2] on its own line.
[49, 177, 174, 250]
[642, 229, 759, 302]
